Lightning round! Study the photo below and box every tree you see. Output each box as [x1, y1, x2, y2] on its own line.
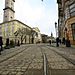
[14, 27, 31, 44]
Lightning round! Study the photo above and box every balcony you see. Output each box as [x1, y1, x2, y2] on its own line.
[59, 8, 63, 17]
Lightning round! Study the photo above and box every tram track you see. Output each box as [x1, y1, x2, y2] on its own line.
[0, 45, 42, 75]
[39, 46, 50, 75]
[39, 45, 75, 75]
[0, 45, 31, 64]
[1, 45, 30, 56]
[0, 44, 75, 75]
[46, 46, 75, 66]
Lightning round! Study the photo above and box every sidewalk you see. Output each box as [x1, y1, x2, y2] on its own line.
[71, 45, 75, 48]
[50, 43, 75, 48]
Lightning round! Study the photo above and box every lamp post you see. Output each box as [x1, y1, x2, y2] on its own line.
[55, 22, 57, 38]
[55, 22, 59, 47]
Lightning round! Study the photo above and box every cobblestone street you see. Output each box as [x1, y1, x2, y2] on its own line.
[0, 44, 75, 75]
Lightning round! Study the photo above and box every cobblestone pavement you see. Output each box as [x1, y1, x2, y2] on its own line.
[49, 43, 75, 63]
[0, 44, 75, 75]
[0, 44, 43, 75]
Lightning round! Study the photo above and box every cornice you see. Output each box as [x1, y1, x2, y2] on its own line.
[3, 7, 15, 13]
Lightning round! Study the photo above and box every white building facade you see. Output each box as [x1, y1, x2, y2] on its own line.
[32, 27, 42, 43]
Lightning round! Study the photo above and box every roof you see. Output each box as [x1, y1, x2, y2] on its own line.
[32, 27, 40, 32]
[0, 19, 32, 29]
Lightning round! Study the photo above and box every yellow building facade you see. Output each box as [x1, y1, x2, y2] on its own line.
[0, 20, 33, 45]
[32, 27, 42, 43]
[0, 0, 39, 46]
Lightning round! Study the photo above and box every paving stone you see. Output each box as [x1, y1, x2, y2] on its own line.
[16, 72, 24, 75]
[0, 44, 75, 75]
[1, 71, 9, 75]
[9, 71, 17, 75]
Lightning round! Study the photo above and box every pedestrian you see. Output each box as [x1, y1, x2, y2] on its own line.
[17, 40, 20, 46]
[59, 39, 61, 44]
[0, 36, 3, 55]
[49, 40, 51, 45]
[56, 37, 59, 47]
[62, 37, 65, 45]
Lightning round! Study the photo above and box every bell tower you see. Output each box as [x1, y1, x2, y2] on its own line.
[3, 0, 15, 22]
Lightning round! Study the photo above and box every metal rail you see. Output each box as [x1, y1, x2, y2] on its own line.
[43, 54, 47, 75]
[46, 46, 75, 66]
[0, 46, 30, 63]
[40, 46, 50, 75]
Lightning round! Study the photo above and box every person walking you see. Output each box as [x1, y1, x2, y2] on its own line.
[56, 37, 59, 47]
[49, 40, 51, 45]
[0, 36, 3, 55]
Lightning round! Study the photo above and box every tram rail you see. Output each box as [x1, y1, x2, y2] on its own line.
[46, 46, 75, 66]
[0, 46, 31, 63]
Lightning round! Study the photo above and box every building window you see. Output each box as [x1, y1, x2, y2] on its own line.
[71, 23, 75, 40]
[64, 7, 70, 20]
[69, 3, 75, 17]
[70, 12, 75, 17]
[70, 3, 75, 9]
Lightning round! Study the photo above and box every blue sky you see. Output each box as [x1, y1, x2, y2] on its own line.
[0, 0, 58, 37]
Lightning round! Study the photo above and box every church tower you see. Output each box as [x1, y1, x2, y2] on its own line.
[3, 0, 15, 22]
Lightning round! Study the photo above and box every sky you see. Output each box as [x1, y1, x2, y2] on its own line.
[0, 0, 58, 37]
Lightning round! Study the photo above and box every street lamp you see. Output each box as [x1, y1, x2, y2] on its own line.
[55, 22, 57, 38]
